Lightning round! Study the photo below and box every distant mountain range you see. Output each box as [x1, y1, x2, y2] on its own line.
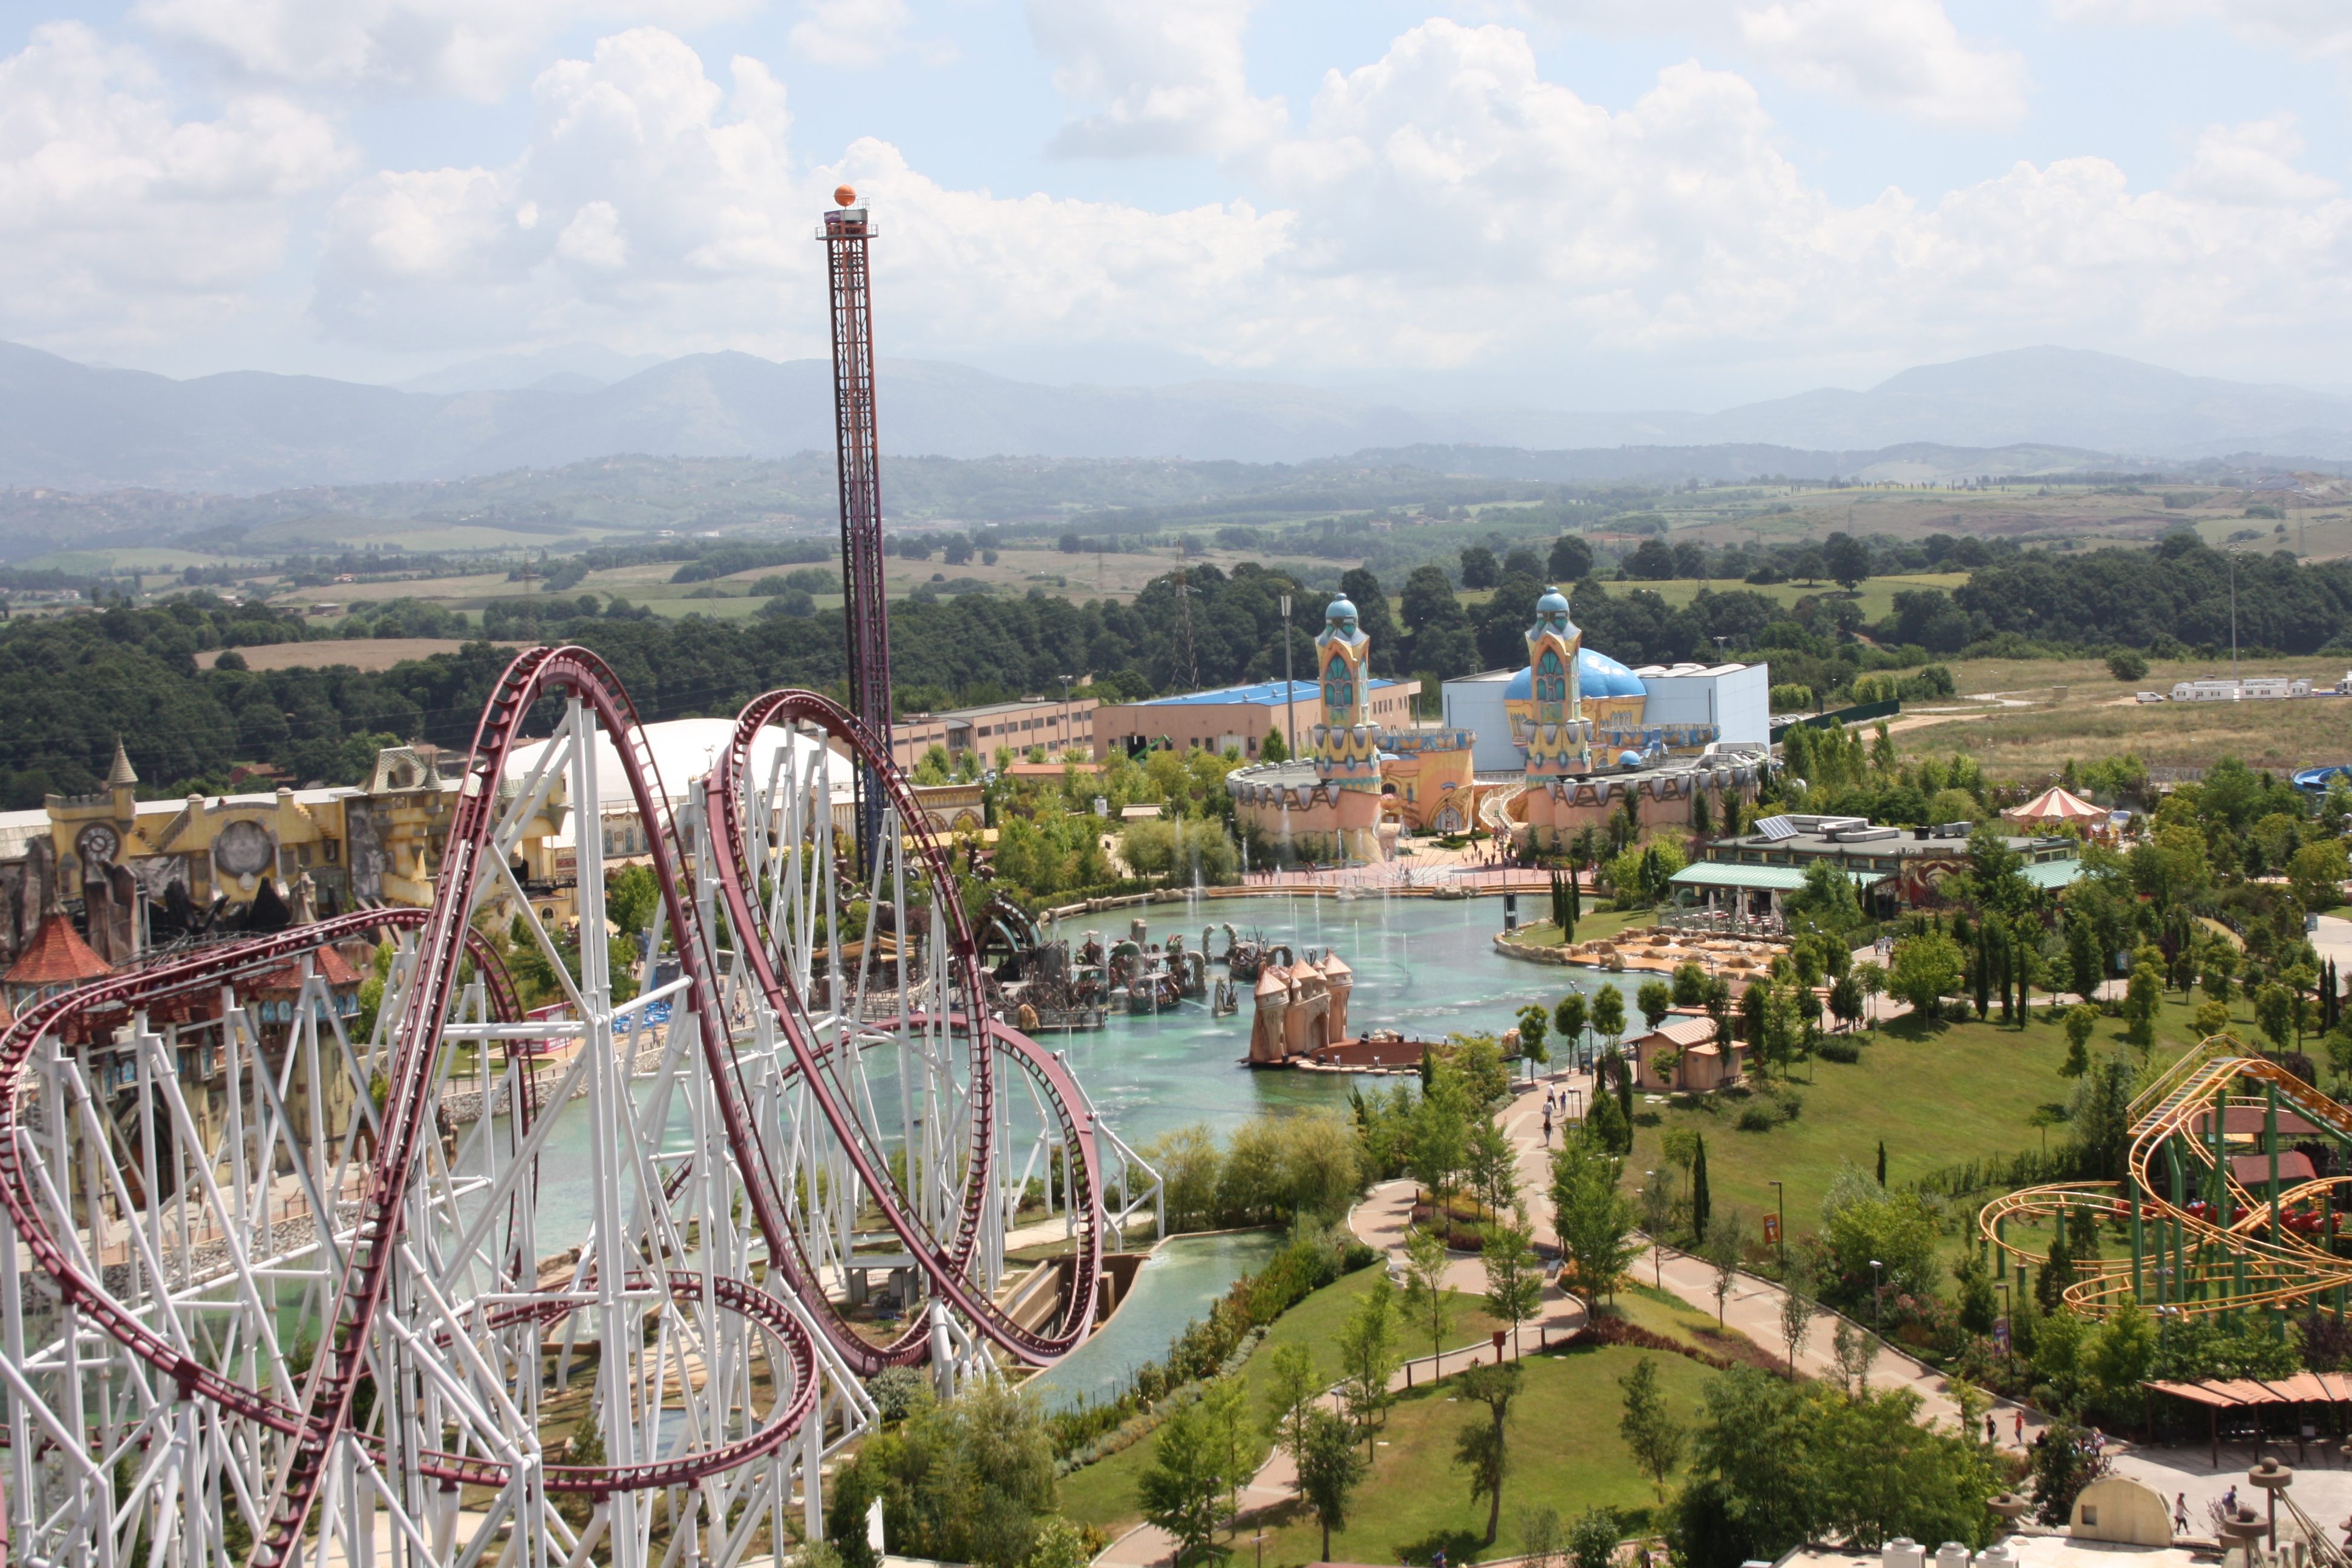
[6, 341, 2352, 495]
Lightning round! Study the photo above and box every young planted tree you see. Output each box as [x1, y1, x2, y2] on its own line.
[1467, 1116, 1521, 1221]
[1703, 1209, 1748, 1325]
[1550, 1134, 1638, 1307]
[1616, 1356, 1687, 1502]
[1517, 1003, 1550, 1082]
[1636, 979, 1674, 1034]
[1262, 1342, 1320, 1494]
[1137, 1402, 1226, 1567]
[1592, 986, 1627, 1054]
[1454, 1359, 1526, 1544]
[1201, 1374, 1253, 1525]
[1639, 1175, 1673, 1284]
[1553, 992, 1588, 1065]
[1336, 1274, 1401, 1456]
[1295, 1408, 1365, 1561]
[1778, 1257, 1815, 1380]
[2062, 1004, 2099, 1076]
[1483, 1216, 1544, 1353]
[1402, 1223, 1457, 1361]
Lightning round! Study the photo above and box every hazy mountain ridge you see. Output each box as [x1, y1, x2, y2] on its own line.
[7, 340, 2352, 496]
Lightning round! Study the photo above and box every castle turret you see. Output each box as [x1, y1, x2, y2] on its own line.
[107, 738, 136, 825]
[1320, 950, 1353, 1044]
[1249, 965, 1292, 1063]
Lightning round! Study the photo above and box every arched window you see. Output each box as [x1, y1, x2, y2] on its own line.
[1537, 650, 1565, 704]
[1323, 654, 1353, 717]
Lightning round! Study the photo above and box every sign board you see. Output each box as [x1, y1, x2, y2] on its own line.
[1993, 1318, 2010, 1353]
[1762, 1213, 1781, 1244]
[1094, 796, 1109, 817]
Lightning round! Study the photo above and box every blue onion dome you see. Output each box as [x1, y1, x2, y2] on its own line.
[1325, 595, 1358, 622]
[1536, 585, 1570, 616]
[1504, 667, 1532, 699]
[1579, 647, 1645, 699]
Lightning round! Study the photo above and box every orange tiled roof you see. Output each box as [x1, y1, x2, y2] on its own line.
[5, 916, 113, 987]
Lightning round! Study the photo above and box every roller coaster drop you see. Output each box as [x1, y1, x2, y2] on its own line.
[0, 648, 1158, 1568]
[1981, 1036, 2352, 1324]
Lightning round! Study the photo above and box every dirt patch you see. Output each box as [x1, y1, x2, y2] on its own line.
[196, 638, 528, 673]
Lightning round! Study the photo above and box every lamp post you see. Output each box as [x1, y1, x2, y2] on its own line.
[1996, 1281, 2011, 1370]
[1769, 1180, 1785, 1269]
[1647, 1172, 1664, 1285]
[1279, 593, 1298, 762]
[1870, 1258, 1884, 1328]
[1058, 673, 1074, 760]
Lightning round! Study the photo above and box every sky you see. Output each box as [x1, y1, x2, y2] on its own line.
[5, 0, 2352, 410]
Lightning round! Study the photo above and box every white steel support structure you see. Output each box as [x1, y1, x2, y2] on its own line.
[0, 654, 1151, 1568]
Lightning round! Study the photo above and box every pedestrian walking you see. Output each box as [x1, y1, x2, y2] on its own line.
[1985, 1414, 1997, 1445]
[2174, 1495, 2189, 1535]
[2013, 1410, 2025, 1446]
[1543, 1109, 1553, 1146]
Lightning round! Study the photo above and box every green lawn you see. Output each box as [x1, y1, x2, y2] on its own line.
[1056, 1268, 1504, 1536]
[1501, 909, 1648, 950]
[1252, 1343, 1723, 1567]
[1623, 991, 2233, 1249]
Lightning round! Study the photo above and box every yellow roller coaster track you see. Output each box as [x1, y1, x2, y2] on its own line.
[1976, 1035, 2352, 1320]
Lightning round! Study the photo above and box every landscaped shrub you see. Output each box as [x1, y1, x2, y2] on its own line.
[1815, 1037, 1861, 1064]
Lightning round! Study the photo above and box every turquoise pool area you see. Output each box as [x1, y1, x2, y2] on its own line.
[1021, 1229, 1285, 1412]
[1047, 892, 1632, 1149]
[475, 893, 1630, 1258]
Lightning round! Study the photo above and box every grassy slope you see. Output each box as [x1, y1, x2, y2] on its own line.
[1622, 992, 2227, 1243]
[1253, 1344, 1723, 1567]
[1057, 1269, 1505, 1536]
[1893, 691, 2352, 776]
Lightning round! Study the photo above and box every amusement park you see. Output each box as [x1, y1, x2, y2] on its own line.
[19, 181, 2352, 1568]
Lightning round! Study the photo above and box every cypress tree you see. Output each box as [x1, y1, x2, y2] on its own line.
[1691, 1136, 1712, 1240]
[1875, 1138, 1886, 1189]
[1616, 1050, 1635, 1129]
[1973, 924, 1993, 1020]
[1568, 861, 1583, 926]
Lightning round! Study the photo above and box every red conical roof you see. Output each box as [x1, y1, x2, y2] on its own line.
[6, 915, 113, 987]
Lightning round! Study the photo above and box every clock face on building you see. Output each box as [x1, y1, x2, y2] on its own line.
[76, 824, 119, 867]
[213, 818, 274, 878]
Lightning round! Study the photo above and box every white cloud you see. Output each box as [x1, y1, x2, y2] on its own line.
[2172, 115, 2339, 206]
[2051, 0, 2352, 59]
[1028, 0, 1288, 157]
[1738, 0, 2029, 126]
[303, 21, 2352, 382]
[134, 0, 759, 100]
[1524, 0, 2029, 126]
[0, 21, 348, 345]
[789, 0, 917, 70]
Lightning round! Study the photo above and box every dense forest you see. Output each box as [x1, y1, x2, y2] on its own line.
[7, 527, 2348, 807]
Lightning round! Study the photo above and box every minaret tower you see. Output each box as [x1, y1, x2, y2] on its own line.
[1311, 593, 1382, 858]
[1523, 586, 1593, 777]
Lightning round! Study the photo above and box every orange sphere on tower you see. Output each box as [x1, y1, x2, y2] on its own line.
[833, 185, 857, 208]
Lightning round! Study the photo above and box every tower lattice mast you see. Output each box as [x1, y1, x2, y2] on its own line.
[822, 185, 892, 858]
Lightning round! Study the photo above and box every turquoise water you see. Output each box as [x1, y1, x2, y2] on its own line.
[488, 893, 1633, 1250]
[1022, 1229, 1285, 1412]
[1050, 892, 1635, 1150]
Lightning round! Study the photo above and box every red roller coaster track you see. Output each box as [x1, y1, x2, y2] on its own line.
[0, 648, 1105, 1566]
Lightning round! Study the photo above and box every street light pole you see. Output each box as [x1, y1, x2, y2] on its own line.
[1870, 1258, 1884, 1328]
[1279, 593, 1298, 762]
[1996, 1281, 2011, 1370]
[1769, 1179, 1785, 1269]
